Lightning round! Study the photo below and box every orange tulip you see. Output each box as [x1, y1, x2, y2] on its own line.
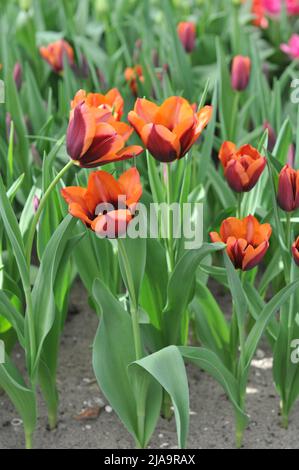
[61, 167, 142, 238]
[210, 215, 272, 271]
[292, 236, 299, 265]
[124, 65, 144, 95]
[277, 164, 299, 212]
[177, 22, 196, 53]
[231, 56, 251, 91]
[71, 88, 124, 121]
[128, 96, 212, 163]
[40, 39, 74, 73]
[66, 99, 143, 168]
[252, 0, 269, 28]
[219, 141, 266, 192]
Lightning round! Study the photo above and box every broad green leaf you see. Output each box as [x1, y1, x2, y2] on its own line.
[118, 236, 146, 309]
[92, 278, 161, 448]
[0, 355, 36, 448]
[179, 346, 248, 430]
[163, 242, 225, 345]
[245, 280, 299, 370]
[130, 345, 190, 449]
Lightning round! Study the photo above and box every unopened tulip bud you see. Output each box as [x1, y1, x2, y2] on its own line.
[231, 55, 251, 92]
[177, 22, 196, 53]
[13, 63, 22, 91]
[263, 122, 276, 151]
[287, 144, 295, 168]
[292, 236, 299, 266]
[33, 195, 40, 213]
[277, 164, 299, 212]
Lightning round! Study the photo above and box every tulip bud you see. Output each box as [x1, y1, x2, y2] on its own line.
[33, 195, 40, 213]
[231, 55, 251, 92]
[263, 122, 276, 151]
[177, 22, 196, 53]
[287, 144, 295, 168]
[13, 63, 22, 91]
[277, 164, 299, 212]
[292, 236, 299, 266]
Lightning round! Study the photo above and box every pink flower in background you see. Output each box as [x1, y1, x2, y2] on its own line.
[286, 0, 299, 15]
[252, 0, 299, 24]
[263, 0, 281, 15]
[281, 34, 299, 59]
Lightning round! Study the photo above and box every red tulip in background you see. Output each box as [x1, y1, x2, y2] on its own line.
[39, 39, 74, 73]
[277, 164, 299, 212]
[231, 56, 251, 91]
[177, 22, 196, 53]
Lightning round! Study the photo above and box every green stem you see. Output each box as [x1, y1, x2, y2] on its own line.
[236, 192, 242, 219]
[285, 212, 291, 252]
[25, 430, 33, 449]
[131, 304, 143, 361]
[24, 286, 36, 376]
[25, 159, 74, 267]
[229, 92, 240, 142]
[166, 163, 175, 273]
[161, 390, 173, 420]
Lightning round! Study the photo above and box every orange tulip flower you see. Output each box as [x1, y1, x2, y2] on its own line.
[177, 22, 196, 53]
[252, 0, 269, 28]
[210, 215, 272, 271]
[61, 167, 142, 237]
[124, 65, 144, 96]
[128, 96, 212, 163]
[66, 99, 143, 168]
[292, 236, 299, 265]
[39, 39, 74, 73]
[219, 141, 266, 192]
[71, 88, 124, 121]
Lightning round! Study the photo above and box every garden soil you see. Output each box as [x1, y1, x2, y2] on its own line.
[1, 280, 299, 449]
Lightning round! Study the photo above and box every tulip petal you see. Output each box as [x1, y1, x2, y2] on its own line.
[79, 122, 124, 167]
[242, 241, 269, 271]
[67, 103, 96, 161]
[141, 123, 180, 162]
[210, 231, 223, 243]
[219, 141, 237, 168]
[220, 217, 245, 242]
[87, 144, 143, 168]
[118, 167, 142, 206]
[61, 186, 87, 207]
[154, 96, 193, 130]
[245, 157, 266, 190]
[85, 171, 121, 214]
[128, 110, 147, 137]
[91, 209, 132, 238]
[225, 159, 250, 192]
[134, 98, 159, 122]
[277, 165, 296, 212]
[68, 202, 93, 226]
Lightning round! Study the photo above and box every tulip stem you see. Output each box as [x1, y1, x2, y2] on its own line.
[236, 193, 242, 219]
[285, 213, 292, 251]
[25, 159, 75, 267]
[166, 163, 175, 272]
